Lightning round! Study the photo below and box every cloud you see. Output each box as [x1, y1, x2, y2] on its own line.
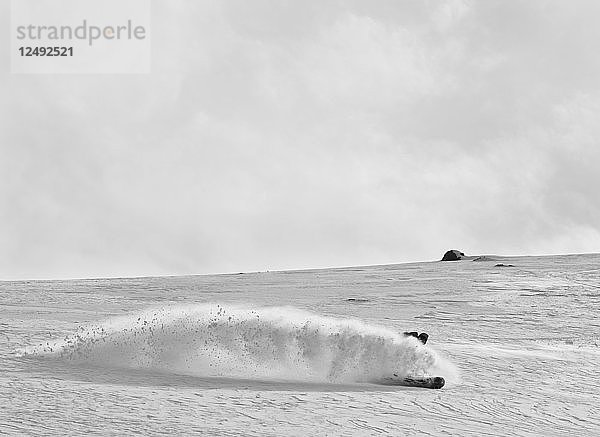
[1, 0, 599, 279]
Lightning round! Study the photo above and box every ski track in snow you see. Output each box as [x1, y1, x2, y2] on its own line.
[1, 253, 600, 435]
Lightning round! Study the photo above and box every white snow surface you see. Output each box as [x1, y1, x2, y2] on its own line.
[1, 253, 599, 435]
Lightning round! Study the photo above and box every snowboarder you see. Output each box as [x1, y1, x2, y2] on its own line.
[403, 331, 428, 344]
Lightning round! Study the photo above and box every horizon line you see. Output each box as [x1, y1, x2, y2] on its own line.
[2, 251, 599, 283]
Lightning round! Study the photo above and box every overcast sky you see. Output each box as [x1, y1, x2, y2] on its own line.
[1, 0, 599, 280]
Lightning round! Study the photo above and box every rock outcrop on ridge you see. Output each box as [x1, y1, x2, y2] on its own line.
[472, 256, 496, 262]
[441, 250, 465, 261]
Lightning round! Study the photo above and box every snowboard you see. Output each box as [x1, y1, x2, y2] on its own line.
[376, 375, 445, 389]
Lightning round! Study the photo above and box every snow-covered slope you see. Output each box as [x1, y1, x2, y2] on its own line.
[1, 253, 599, 435]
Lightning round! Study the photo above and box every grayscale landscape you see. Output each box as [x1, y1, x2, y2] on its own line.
[2, 1, 599, 435]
